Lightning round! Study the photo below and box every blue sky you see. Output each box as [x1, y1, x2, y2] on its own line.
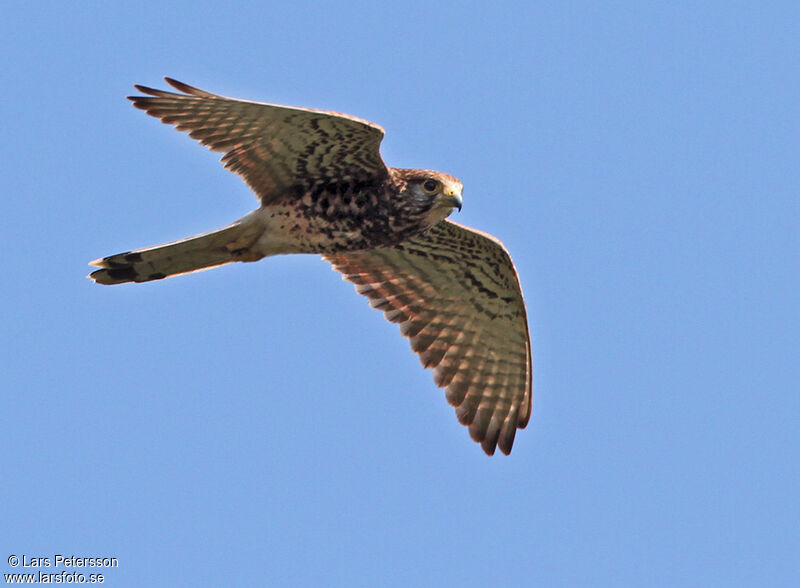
[2, 1, 798, 586]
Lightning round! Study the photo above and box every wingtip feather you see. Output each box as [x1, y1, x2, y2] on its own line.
[164, 77, 216, 97]
[132, 84, 159, 95]
[164, 77, 188, 91]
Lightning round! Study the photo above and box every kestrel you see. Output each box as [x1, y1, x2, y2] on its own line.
[89, 78, 532, 455]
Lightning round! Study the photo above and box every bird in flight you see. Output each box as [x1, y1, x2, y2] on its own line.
[89, 78, 532, 455]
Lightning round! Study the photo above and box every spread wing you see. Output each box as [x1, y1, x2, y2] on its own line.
[129, 78, 389, 203]
[324, 219, 532, 455]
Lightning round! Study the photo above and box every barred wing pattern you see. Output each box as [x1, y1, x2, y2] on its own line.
[325, 220, 531, 455]
[129, 78, 388, 202]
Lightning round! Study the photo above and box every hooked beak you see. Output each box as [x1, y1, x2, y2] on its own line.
[441, 188, 463, 212]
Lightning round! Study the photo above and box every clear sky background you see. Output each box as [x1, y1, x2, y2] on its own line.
[2, 2, 798, 586]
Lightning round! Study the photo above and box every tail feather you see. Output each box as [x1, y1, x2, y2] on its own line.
[89, 220, 261, 285]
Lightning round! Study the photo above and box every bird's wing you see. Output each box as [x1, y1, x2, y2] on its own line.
[324, 219, 532, 455]
[129, 78, 388, 203]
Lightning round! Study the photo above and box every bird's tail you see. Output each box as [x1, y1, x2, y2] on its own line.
[88, 219, 263, 285]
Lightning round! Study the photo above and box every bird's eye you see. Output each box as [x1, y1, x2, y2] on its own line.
[422, 179, 440, 194]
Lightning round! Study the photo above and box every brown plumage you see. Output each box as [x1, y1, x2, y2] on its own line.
[89, 78, 532, 455]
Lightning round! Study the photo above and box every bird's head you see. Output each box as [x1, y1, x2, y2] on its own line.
[393, 169, 463, 227]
